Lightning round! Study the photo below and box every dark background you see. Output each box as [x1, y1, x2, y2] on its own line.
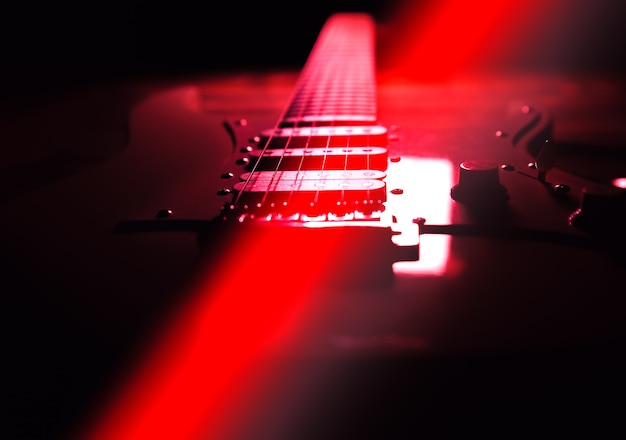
[1, 1, 394, 102]
[3, 0, 626, 103]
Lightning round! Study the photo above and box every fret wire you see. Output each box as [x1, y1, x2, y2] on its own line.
[235, 13, 377, 212]
[281, 13, 376, 211]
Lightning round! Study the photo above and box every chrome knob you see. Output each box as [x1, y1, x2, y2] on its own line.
[450, 160, 509, 206]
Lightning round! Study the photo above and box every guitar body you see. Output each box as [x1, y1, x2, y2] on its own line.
[4, 13, 626, 440]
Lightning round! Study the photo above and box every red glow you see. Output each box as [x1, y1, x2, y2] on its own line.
[613, 177, 626, 189]
[386, 158, 454, 275]
[380, 0, 555, 81]
[80, 228, 327, 440]
[79, 4, 525, 436]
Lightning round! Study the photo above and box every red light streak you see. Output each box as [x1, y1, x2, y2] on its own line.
[79, 229, 323, 440]
[81, 0, 563, 436]
[380, 0, 558, 81]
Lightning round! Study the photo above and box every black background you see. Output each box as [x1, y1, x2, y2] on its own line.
[3, 0, 626, 102]
[1, 1, 394, 101]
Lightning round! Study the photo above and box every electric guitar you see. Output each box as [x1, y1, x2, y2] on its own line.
[4, 12, 626, 440]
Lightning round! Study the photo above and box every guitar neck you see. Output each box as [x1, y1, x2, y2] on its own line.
[280, 13, 378, 127]
[231, 13, 389, 218]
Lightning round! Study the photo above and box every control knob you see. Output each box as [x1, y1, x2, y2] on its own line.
[450, 160, 509, 206]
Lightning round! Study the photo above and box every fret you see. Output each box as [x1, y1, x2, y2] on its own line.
[280, 13, 377, 127]
[227, 13, 386, 218]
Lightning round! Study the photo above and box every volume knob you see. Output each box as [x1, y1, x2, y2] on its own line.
[450, 160, 509, 205]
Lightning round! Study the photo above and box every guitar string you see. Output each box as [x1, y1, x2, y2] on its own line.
[285, 14, 377, 215]
[291, 18, 366, 214]
[335, 15, 377, 212]
[232, 16, 333, 211]
[233, 16, 346, 213]
[255, 39, 326, 213]
[296, 53, 335, 212]
[275, 19, 348, 214]
[230, 59, 307, 209]
[234, 14, 376, 217]
[301, 15, 377, 215]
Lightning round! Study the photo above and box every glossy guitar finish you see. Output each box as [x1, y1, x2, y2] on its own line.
[4, 12, 626, 440]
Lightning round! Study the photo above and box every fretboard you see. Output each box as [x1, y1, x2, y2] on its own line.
[280, 13, 378, 127]
[230, 13, 387, 218]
